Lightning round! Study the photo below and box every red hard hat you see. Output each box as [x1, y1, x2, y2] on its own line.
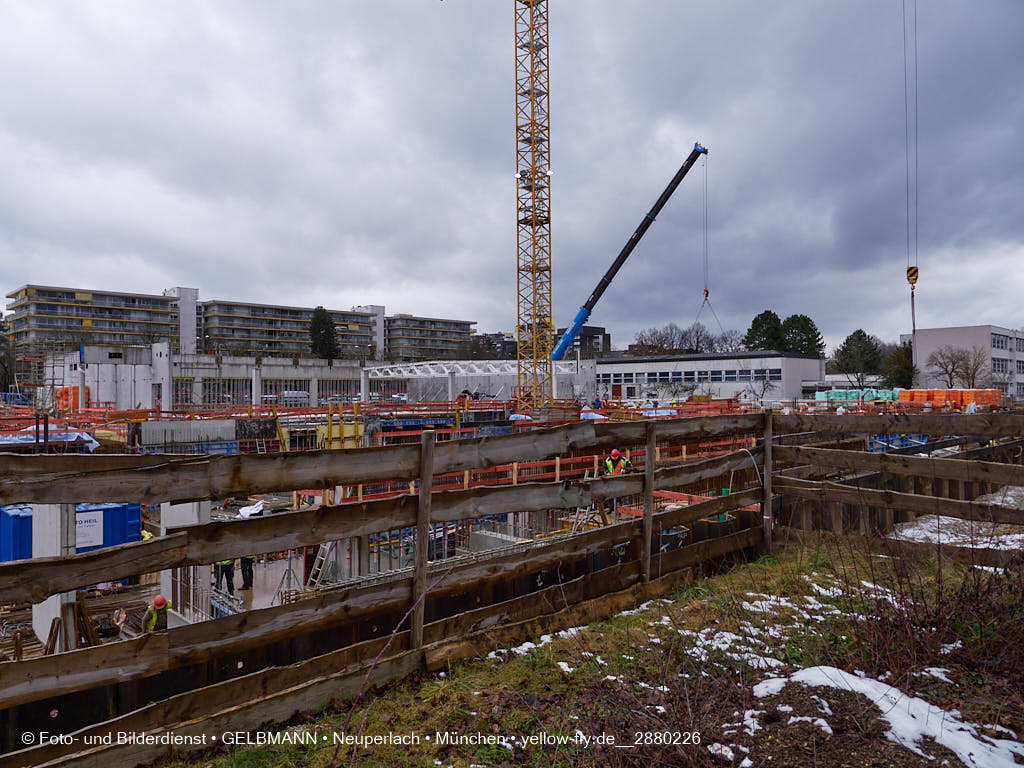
[153, 594, 166, 610]
[611, 449, 620, 459]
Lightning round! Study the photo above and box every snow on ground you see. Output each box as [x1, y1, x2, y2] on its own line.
[483, 571, 1024, 767]
[891, 486, 1024, 549]
[754, 666, 1024, 767]
[893, 514, 1024, 549]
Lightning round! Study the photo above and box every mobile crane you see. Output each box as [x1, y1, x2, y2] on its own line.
[551, 142, 708, 360]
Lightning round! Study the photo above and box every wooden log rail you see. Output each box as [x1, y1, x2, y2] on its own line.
[0, 489, 760, 713]
[0, 528, 763, 768]
[774, 412, 1024, 438]
[0, 447, 763, 605]
[773, 444, 1024, 487]
[773, 476, 1024, 526]
[0, 414, 765, 505]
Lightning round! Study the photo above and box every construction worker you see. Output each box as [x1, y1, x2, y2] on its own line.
[142, 594, 170, 633]
[240, 554, 256, 591]
[215, 557, 236, 595]
[603, 448, 634, 475]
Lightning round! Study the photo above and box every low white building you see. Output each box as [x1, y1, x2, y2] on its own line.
[595, 352, 824, 404]
[901, 325, 1024, 396]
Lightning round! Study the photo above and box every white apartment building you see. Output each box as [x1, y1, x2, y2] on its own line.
[901, 325, 1024, 396]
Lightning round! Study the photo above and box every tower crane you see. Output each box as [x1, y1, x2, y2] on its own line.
[514, 0, 553, 407]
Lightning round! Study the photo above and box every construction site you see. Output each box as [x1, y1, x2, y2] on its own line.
[2, 2, 1023, 767]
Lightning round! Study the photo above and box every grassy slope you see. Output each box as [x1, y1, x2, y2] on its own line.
[156, 536, 1024, 768]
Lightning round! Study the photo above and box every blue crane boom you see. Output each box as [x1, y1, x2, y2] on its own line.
[551, 142, 708, 360]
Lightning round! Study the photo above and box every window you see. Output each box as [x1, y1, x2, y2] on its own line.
[993, 358, 1009, 374]
[659, 371, 671, 382]
[697, 370, 710, 382]
[1016, 360, 1024, 375]
[612, 373, 623, 384]
[671, 371, 682, 382]
[754, 369, 768, 381]
[769, 368, 783, 381]
[992, 333, 1009, 350]
[683, 371, 695, 382]
[724, 370, 737, 382]
[623, 373, 634, 383]
[737, 369, 751, 381]
[710, 370, 723, 382]
[1017, 338, 1024, 353]
[1018, 382, 1024, 396]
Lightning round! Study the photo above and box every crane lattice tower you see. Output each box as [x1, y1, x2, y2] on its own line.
[514, 0, 553, 407]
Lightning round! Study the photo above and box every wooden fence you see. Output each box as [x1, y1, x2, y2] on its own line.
[2, 412, 1023, 767]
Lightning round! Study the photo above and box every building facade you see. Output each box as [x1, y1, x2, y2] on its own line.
[901, 325, 1024, 396]
[554, 325, 611, 358]
[385, 315, 475, 361]
[596, 352, 824, 403]
[5, 284, 476, 366]
[6, 285, 182, 352]
[201, 300, 375, 359]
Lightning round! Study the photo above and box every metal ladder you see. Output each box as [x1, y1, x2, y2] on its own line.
[571, 470, 599, 533]
[305, 542, 335, 589]
[256, 439, 267, 454]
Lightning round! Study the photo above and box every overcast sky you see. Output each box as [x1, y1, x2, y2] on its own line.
[1, 1, 1021, 354]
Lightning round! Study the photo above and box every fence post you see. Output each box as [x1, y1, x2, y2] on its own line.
[763, 409, 773, 549]
[412, 430, 435, 651]
[643, 421, 656, 583]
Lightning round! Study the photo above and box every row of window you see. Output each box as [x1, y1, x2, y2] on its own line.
[991, 334, 1024, 352]
[598, 369, 783, 384]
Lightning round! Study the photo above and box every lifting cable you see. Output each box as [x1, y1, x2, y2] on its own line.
[902, 0, 920, 374]
[693, 152, 727, 337]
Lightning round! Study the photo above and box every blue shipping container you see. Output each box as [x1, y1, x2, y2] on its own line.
[0, 503, 141, 561]
[0, 504, 33, 562]
[75, 503, 142, 554]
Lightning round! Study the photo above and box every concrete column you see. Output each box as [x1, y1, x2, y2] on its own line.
[552, 372, 558, 400]
[251, 367, 262, 406]
[447, 372, 456, 401]
[360, 369, 370, 403]
[192, 376, 203, 407]
[160, 501, 211, 627]
[309, 377, 318, 406]
[31, 504, 77, 651]
[358, 536, 370, 576]
[78, 371, 87, 410]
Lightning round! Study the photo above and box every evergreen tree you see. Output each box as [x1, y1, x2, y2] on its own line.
[781, 314, 825, 356]
[309, 306, 339, 360]
[881, 341, 916, 388]
[833, 329, 883, 387]
[743, 310, 784, 351]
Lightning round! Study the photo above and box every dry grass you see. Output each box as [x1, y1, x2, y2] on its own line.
[153, 536, 1024, 768]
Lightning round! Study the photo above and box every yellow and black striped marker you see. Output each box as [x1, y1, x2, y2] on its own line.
[906, 266, 918, 285]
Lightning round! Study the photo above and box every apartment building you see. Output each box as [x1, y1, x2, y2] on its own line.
[901, 325, 1024, 396]
[385, 315, 475, 361]
[5, 285, 184, 352]
[5, 284, 478, 365]
[201, 300, 376, 359]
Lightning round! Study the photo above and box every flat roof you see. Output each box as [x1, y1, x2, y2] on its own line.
[6, 284, 175, 301]
[596, 350, 822, 364]
[202, 299, 373, 316]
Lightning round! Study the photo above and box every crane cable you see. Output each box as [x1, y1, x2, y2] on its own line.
[903, 0, 920, 376]
[693, 153, 726, 337]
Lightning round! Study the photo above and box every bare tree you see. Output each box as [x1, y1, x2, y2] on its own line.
[632, 323, 685, 354]
[926, 346, 963, 388]
[957, 346, 990, 388]
[715, 329, 745, 353]
[680, 322, 716, 353]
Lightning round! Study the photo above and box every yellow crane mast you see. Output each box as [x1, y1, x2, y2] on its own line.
[514, 0, 553, 407]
